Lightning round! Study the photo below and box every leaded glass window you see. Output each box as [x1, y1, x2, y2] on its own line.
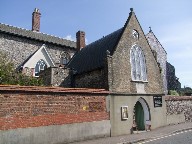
[130, 45, 147, 81]
[61, 52, 70, 65]
[35, 59, 47, 76]
[132, 29, 139, 39]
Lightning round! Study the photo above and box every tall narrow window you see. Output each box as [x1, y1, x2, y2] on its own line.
[35, 59, 47, 76]
[61, 52, 70, 65]
[130, 45, 147, 81]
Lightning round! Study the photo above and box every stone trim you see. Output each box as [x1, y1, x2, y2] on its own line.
[109, 92, 164, 96]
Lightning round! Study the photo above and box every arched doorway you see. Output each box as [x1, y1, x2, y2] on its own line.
[133, 97, 151, 131]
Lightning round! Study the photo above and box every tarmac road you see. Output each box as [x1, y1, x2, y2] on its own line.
[70, 122, 192, 144]
[135, 129, 192, 144]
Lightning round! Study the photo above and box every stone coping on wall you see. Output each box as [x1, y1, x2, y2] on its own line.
[165, 95, 192, 101]
[109, 92, 165, 96]
[0, 85, 109, 95]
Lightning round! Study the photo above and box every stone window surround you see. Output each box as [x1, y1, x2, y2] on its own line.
[130, 44, 147, 82]
[132, 29, 139, 39]
[34, 59, 47, 77]
[60, 52, 71, 65]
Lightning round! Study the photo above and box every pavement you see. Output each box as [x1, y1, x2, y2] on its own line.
[70, 122, 192, 144]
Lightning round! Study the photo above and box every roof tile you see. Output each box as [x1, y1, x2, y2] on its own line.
[68, 28, 123, 74]
[0, 23, 76, 48]
[0, 85, 109, 94]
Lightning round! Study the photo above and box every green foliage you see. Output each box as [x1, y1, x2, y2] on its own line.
[180, 87, 192, 96]
[168, 90, 179, 96]
[0, 51, 43, 86]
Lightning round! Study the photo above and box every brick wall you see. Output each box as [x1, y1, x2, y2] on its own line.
[0, 85, 109, 130]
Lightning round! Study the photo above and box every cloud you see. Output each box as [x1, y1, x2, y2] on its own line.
[64, 35, 89, 44]
[85, 38, 89, 45]
[64, 35, 76, 42]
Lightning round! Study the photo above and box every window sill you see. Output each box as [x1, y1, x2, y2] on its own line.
[131, 80, 148, 83]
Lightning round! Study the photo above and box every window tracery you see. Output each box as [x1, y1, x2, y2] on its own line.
[130, 45, 147, 81]
[35, 59, 47, 76]
[132, 29, 139, 39]
[61, 52, 71, 65]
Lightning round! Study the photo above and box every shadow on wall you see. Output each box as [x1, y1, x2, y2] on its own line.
[39, 67, 72, 87]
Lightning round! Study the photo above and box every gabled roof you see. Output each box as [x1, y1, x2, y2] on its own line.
[67, 9, 138, 74]
[17, 44, 55, 70]
[68, 28, 124, 74]
[146, 30, 167, 54]
[0, 23, 76, 48]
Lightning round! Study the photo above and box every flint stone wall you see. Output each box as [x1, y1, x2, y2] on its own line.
[165, 96, 192, 124]
[0, 32, 76, 68]
[146, 32, 167, 94]
[39, 67, 71, 87]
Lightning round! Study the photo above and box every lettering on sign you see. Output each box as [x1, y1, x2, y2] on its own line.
[153, 96, 162, 107]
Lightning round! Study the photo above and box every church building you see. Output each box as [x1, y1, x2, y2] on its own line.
[66, 8, 166, 135]
[0, 8, 181, 136]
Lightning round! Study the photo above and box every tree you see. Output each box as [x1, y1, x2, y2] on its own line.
[180, 86, 192, 96]
[0, 51, 43, 86]
[168, 90, 179, 96]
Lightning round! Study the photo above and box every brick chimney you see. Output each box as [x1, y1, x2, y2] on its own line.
[32, 8, 41, 32]
[76, 31, 85, 51]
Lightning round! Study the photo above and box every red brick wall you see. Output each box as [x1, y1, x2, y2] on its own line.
[0, 87, 109, 130]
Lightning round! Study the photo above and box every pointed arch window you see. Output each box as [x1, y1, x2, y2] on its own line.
[61, 52, 71, 65]
[130, 45, 147, 81]
[35, 59, 47, 76]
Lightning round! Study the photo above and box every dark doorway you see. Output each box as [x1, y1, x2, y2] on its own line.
[135, 101, 145, 130]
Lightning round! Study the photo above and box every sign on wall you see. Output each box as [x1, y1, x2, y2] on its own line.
[153, 96, 162, 107]
[121, 106, 128, 120]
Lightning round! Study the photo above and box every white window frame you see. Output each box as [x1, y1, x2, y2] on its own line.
[34, 59, 47, 77]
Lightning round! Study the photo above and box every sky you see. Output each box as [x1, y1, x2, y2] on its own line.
[0, 0, 192, 88]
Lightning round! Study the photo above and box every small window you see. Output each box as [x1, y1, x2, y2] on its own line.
[132, 29, 139, 39]
[61, 52, 70, 65]
[35, 59, 47, 76]
[130, 45, 147, 81]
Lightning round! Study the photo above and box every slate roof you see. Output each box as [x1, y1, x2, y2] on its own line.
[68, 28, 123, 74]
[0, 23, 76, 48]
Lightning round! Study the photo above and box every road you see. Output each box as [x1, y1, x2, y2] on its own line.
[136, 129, 192, 144]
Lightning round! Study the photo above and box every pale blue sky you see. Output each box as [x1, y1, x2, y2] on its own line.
[0, 0, 192, 88]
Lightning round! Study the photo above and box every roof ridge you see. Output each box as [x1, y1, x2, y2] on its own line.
[0, 22, 30, 31]
[86, 27, 123, 48]
[146, 31, 167, 54]
[0, 22, 75, 42]
[0, 23, 76, 48]
[68, 27, 124, 74]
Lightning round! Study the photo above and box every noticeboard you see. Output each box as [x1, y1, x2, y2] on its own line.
[153, 96, 162, 107]
[121, 106, 128, 120]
